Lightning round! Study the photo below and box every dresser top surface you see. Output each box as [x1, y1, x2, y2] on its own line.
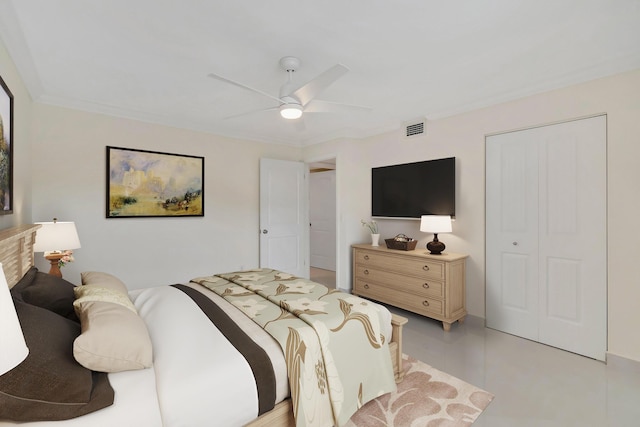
[352, 243, 468, 262]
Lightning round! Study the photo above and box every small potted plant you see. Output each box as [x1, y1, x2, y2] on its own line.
[361, 219, 380, 246]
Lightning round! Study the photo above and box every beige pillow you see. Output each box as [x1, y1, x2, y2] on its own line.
[74, 286, 137, 312]
[73, 275, 152, 373]
[80, 271, 128, 294]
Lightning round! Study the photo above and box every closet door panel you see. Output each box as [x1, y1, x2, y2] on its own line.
[538, 116, 607, 360]
[486, 131, 539, 341]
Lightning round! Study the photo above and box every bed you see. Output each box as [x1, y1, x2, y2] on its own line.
[0, 224, 407, 427]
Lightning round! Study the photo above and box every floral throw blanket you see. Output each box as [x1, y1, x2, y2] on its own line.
[191, 269, 396, 427]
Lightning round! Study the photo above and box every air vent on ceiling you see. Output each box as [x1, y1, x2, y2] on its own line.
[404, 120, 425, 138]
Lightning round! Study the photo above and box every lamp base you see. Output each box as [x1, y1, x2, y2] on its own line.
[426, 233, 445, 255]
[44, 253, 65, 278]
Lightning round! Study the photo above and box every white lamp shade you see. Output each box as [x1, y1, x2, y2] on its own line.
[0, 263, 29, 376]
[33, 221, 81, 253]
[420, 215, 452, 233]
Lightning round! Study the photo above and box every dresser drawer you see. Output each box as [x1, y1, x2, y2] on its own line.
[354, 265, 444, 299]
[354, 279, 444, 317]
[355, 250, 444, 280]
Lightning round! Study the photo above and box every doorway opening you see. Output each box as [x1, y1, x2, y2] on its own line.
[308, 158, 337, 288]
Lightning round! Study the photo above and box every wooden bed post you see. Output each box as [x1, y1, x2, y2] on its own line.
[390, 313, 408, 382]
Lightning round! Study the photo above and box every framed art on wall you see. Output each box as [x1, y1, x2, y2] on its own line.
[106, 146, 204, 218]
[0, 74, 13, 215]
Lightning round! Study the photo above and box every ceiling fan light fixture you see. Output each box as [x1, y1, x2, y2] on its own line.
[280, 104, 303, 120]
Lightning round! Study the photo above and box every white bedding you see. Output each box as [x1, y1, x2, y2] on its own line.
[1, 282, 393, 427]
[134, 284, 289, 426]
[1, 284, 289, 427]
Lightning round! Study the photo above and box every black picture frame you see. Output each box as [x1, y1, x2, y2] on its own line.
[0, 74, 14, 215]
[106, 146, 204, 218]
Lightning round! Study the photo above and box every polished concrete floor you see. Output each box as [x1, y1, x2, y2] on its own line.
[390, 308, 640, 427]
[310, 267, 640, 426]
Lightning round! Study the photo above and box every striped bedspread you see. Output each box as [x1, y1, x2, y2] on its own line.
[171, 284, 279, 415]
[133, 283, 290, 426]
[192, 268, 397, 427]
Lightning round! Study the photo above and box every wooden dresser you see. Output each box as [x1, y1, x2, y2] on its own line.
[352, 244, 468, 331]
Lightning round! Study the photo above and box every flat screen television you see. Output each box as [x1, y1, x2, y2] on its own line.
[372, 157, 455, 219]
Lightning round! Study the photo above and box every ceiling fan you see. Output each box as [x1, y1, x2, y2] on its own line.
[208, 56, 371, 120]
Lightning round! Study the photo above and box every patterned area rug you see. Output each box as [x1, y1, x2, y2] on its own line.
[346, 355, 494, 427]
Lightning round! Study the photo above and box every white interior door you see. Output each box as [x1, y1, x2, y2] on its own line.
[486, 115, 607, 360]
[310, 170, 336, 271]
[259, 158, 309, 278]
[537, 117, 607, 360]
[486, 132, 540, 341]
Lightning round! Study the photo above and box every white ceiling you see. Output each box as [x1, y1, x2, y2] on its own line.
[1, 1, 639, 147]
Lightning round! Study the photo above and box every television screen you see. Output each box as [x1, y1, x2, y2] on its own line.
[372, 157, 455, 219]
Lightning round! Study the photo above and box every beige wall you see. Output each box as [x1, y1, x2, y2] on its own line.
[29, 104, 303, 288]
[305, 68, 640, 362]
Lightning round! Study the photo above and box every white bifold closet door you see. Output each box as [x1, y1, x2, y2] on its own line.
[486, 115, 607, 361]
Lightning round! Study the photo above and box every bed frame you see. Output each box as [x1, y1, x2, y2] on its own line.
[0, 224, 407, 427]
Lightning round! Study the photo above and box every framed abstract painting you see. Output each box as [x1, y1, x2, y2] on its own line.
[106, 146, 204, 218]
[0, 74, 13, 215]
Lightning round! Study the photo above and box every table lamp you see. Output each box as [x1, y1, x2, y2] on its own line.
[420, 215, 452, 255]
[33, 218, 81, 278]
[0, 263, 29, 376]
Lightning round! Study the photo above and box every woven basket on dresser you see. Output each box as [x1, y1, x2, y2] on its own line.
[384, 234, 418, 251]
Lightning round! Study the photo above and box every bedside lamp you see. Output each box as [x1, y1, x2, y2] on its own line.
[33, 218, 81, 278]
[0, 263, 29, 376]
[420, 215, 452, 255]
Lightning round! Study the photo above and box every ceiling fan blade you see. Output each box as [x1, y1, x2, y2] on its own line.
[223, 106, 279, 120]
[290, 64, 349, 106]
[304, 99, 372, 114]
[208, 73, 283, 105]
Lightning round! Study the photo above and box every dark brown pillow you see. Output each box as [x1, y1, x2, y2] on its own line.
[10, 267, 79, 323]
[0, 299, 114, 421]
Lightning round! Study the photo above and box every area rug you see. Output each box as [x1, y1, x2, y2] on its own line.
[346, 355, 494, 427]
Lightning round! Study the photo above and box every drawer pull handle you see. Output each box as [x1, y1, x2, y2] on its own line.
[423, 265, 430, 271]
[422, 300, 430, 307]
[423, 283, 430, 289]
[364, 284, 370, 289]
[363, 269, 369, 275]
[364, 255, 370, 260]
